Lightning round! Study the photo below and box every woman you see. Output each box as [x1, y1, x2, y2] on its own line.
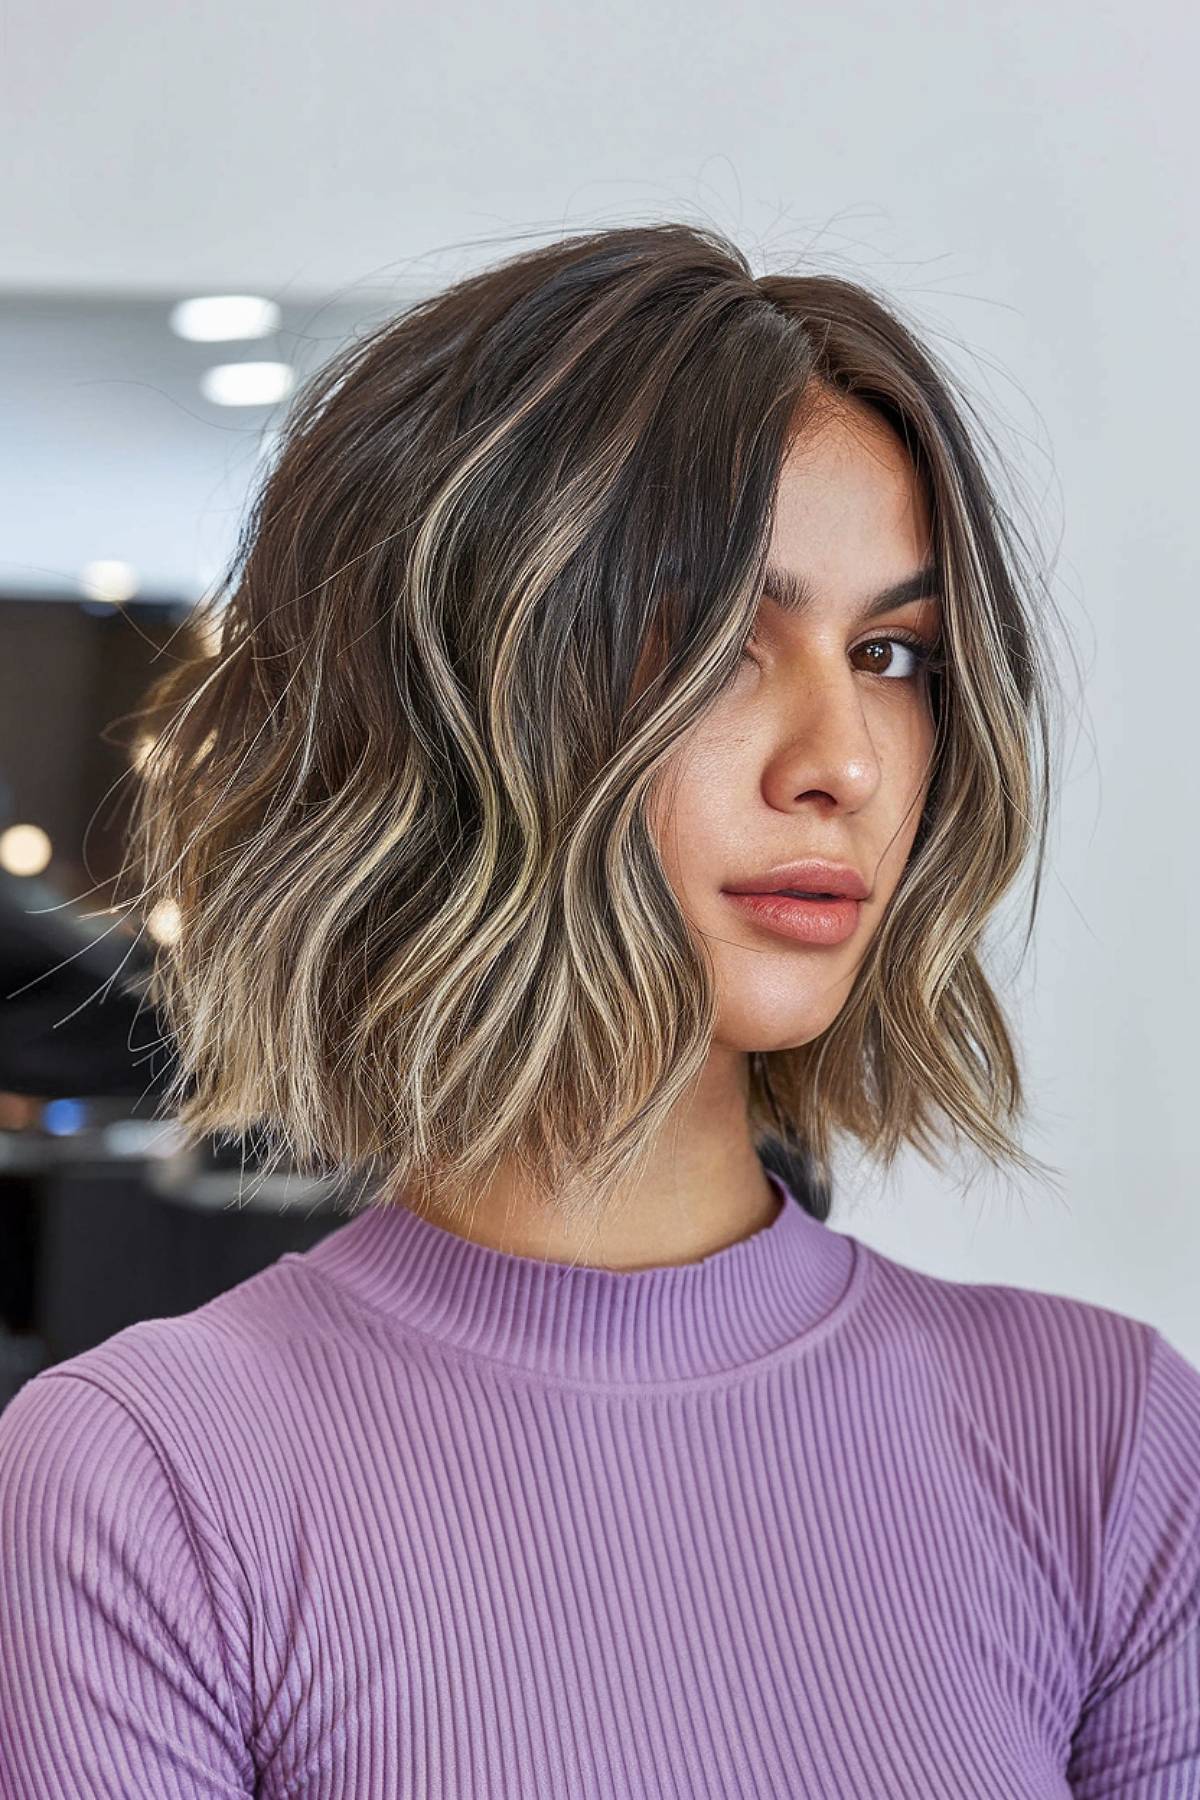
[1, 223, 1197, 1797]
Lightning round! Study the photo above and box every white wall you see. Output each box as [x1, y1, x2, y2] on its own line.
[3, 0, 1197, 1356]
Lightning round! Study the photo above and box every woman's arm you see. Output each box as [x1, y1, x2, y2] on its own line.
[0, 1369, 257, 1798]
[1067, 1328, 1200, 1795]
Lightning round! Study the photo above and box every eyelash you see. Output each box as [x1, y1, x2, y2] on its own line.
[740, 629, 946, 680]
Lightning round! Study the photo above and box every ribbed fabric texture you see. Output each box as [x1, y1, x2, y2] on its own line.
[1, 1168, 1198, 1798]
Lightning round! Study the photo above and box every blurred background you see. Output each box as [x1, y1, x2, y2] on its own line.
[1, 0, 1196, 1410]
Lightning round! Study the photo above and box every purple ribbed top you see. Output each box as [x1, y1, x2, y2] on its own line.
[1, 1168, 1198, 1797]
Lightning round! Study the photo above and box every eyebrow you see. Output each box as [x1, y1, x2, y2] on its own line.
[761, 561, 942, 623]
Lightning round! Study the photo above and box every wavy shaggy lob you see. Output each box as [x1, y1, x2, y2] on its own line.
[120, 223, 1067, 1224]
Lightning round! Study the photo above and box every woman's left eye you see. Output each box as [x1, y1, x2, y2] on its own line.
[739, 632, 943, 679]
[851, 632, 941, 679]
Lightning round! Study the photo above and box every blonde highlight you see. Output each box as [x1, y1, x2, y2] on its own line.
[114, 223, 1071, 1226]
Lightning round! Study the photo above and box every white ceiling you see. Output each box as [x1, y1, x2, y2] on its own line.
[0, 291, 376, 599]
[6, 0, 1194, 600]
[4, 0, 1190, 304]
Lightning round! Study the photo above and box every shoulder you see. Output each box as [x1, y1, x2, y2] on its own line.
[852, 1231, 1169, 1429]
[0, 1233, 373, 1521]
[33, 1226, 362, 1396]
[844, 1235, 1199, 1528]
[850, 1234, 1200, 1605]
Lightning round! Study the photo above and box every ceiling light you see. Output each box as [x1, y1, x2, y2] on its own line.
[147, 898, 182, 946]
[0, 823, 53, 877]
[200, 361, 295, 407]
[80, 559, 138, 603]
[170, 295, 281, 342]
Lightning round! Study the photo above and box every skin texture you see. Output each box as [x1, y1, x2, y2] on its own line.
[423, 392, 940, 1267]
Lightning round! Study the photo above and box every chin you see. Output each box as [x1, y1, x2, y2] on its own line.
[715, 1016, 837, 1055]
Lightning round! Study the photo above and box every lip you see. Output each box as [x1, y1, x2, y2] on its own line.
[725, 891, 863, 947]
[722, 859, 871, 902]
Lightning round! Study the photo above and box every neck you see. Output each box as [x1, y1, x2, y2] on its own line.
[305, 1161, 858, 1387]
[385, 1048, 782, 1273]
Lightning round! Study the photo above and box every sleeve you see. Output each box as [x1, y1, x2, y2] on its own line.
[0, 1369, 257, 1799]
[1067, 1327, 1200, 1797]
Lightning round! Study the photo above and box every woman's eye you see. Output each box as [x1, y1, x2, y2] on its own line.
[851, 633, 942, 680]
[738, 633, 943, 680]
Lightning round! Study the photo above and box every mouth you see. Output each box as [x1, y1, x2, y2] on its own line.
[722, 861, 872, 904]
[724, 889, 863, 947]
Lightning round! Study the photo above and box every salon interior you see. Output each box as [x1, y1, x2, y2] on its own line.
[0, 292, 383, 1411]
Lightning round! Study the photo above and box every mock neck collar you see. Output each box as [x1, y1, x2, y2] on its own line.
[299, 1167, 860, 1387]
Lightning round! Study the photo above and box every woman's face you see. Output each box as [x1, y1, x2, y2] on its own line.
[651, 394, 941, 1055]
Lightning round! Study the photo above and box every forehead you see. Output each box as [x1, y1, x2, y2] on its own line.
[767, 397, 933, 597]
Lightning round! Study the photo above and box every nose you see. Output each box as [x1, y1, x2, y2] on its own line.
[761, 670, 883, 815]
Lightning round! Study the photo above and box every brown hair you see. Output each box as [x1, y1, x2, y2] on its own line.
[117, 222, 1071, 1224]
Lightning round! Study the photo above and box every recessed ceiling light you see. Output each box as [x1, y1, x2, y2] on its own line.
[200, 361, 295, 407]
[80, 559, 138, 602]
[170, 295, 281, 342]
[147, 898, 183, 946]
[0, 823, 53, 878]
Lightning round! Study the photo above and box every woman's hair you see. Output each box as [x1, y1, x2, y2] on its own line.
[117, 221, 1070, 1224]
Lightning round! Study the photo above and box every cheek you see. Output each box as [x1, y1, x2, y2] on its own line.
[886, 697, 936, 793]
[646, 741, 737, 901]
[880, 724, 937, 869]
[649, 787, 713, 903]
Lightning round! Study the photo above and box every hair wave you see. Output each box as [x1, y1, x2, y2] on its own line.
[116, 222, 1072, 1224]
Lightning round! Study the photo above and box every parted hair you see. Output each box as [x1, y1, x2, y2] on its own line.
[118, 222, 1069, 1224]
